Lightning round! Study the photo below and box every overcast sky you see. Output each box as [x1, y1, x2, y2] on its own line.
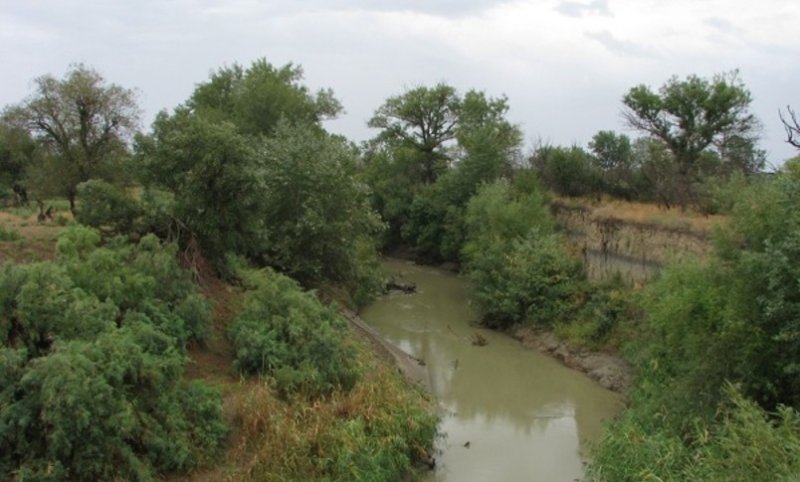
[1, 0, 798, 166]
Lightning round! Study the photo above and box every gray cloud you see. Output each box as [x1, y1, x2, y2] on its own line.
[556, 0, 611, 18]
[295, 0, 507, 17]
[703, 17, 740, 34]
[586, 31, 657, 58]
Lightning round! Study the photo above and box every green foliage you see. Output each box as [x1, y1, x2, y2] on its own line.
[0, 226, 225, 481]
[532, 145, 600, 197]
[136, 111, 260, 259]
[0, 123, 36, 196]
[228, 267, 360, 397]
[76, 179, 141, 235]
[591, 171, 800, 480]
[589, 386, 800, 482]
[188, 59, 341, 136]
[135, 61, 382, 305]
[462, 178, 586, 328]
[622, 71, 762, 208]
[364, 83, 521, 261]
[368, 83, 460, 185]
[255, 121, 383, 296]
[0, 224, 21, 241]
[1, 64, 140, 211]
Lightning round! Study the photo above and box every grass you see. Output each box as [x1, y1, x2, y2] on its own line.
[554, 195, 727, 234]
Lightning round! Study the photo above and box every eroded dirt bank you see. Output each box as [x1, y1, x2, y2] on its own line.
[552, 200, 715, 283]
[512, 327, 632, 393]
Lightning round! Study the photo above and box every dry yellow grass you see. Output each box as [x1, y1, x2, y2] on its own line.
[554, 195, 728, 234]
[0, 210, 68, 264]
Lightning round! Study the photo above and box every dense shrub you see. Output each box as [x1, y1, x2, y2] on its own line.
[462, 178, 585, 328]
[0, 226, 225, 481]
[75, 179, 141, 235]
[589, 386, 800, 482]
[254, 121, 384, 302]
[228, 267, 360, 397]
[468, 230, 583, 328]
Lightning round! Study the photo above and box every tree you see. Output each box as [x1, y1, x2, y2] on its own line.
[255, 121, 383, 300]
[2, 64, 140, 212]
[589, 130, 632, 172]
[368, 84, 461, 184]
[531, 145, 599, 197]
[135, 109, 261, 260]
[622, 72, 760, 206]
[0, 123, 36, 203]
[365, 84, 521, 260]
[780, 105, 800, 149]
[589, 131, 636, 199]
[187, 59, 341, 137]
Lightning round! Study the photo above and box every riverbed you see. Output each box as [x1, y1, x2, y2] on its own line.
[359, 260, 624, 482]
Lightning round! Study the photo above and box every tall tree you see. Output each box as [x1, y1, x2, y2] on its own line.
[368, 83, 461, 184]
[365, 84, 521, 259]
[0, 123, 36, 198]
[622, 71, 760, 206]
[2, 64, 140, 212]
[187, 59, 341, 137]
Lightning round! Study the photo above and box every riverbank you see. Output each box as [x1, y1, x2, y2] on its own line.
[512, 327, 632, 392]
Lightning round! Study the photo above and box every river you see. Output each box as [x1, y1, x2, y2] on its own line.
[359, 260, 624, 482]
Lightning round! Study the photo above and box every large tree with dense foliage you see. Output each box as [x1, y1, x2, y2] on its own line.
[368, 83, 461, 185]
[124, 59, 382, 304]
[622, 72, 762, 207]
[187, 59, 341, 137]
[365, 84, 521, 260]
[2, 64, 140, 212]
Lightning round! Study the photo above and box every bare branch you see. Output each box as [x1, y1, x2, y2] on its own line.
[780, 106, 800, 149]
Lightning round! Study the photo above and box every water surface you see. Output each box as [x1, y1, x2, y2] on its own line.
[359, 260, 624, 482]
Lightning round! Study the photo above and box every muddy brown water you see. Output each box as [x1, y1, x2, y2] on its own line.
[359, 260, 624, 482]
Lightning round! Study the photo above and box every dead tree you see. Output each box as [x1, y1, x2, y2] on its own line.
[780, 106, 800, 149]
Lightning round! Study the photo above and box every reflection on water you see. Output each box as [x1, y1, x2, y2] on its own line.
[359, 260, 624, 482]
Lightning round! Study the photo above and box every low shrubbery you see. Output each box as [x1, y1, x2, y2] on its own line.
[228, 266, 360, 397]
[589, 385, 800, 482]
[0, 225, 226, 481]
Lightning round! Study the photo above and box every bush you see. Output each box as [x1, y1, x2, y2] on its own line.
[228, 268, 360, 397]
[0, 226, 225, 481]
[588, 386, 800, 482]
[462, 178, 584, 328]
[468, 230, 584, 328]
[76, 179, 141, 235]
[0, 224, 20, 241]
